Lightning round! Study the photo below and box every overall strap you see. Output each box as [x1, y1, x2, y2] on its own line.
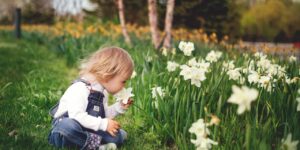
[72, 78, 91, 86]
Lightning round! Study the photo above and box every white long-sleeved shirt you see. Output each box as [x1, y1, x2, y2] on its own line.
[54, 81, 126, 131]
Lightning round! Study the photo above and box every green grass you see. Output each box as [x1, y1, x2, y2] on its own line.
[0, 30, 299, 150]
[0, 31, 165, 149]
[0, 31, 76, 149]
[89, 35, 298, 149]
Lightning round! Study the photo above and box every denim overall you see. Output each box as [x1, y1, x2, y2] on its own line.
[48, 79, 126, 149]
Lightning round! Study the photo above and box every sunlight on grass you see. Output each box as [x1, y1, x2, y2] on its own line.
[0, 30, 299, 149]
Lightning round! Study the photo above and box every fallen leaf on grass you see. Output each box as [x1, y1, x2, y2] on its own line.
[8, 129, 17, 136]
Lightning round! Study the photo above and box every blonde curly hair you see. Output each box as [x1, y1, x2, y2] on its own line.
[79, 47, 134, 82]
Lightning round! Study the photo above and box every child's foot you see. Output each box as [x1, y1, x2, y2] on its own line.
[98, 143, 117, 150]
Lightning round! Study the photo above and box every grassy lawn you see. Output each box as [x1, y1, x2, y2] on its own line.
[0, 32, 164, 149]
[1, 30, 299, 149]
[0, 33, 76, 149]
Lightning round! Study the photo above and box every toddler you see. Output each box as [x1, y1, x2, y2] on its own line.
[48, 47, 134, 149]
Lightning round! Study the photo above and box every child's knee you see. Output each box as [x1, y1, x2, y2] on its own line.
[53, 118, 83, 137]
[119, 129, 127, 141]
[49, 118, 84, 147]
[100, 129, 127, 146]
[112, 129, 127, 145]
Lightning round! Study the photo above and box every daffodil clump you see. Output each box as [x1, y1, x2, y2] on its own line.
[219, 51, 299, 92]
[2, 27, 297, 149]
[179, 58, 210, 88]
[153, 40, 299, 149]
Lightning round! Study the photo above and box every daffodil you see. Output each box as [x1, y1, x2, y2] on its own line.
[254, 52, 266, 59]
[114, 88, 134, 104]
[227, 68, 242, 81]
[188, 58, 200, 67]
[222, 61, 235, 72]
[257, 57, 271, 70]
[189, 119, 210, 138]
[178, 41, 195, 56]
[227, 85, 258, 115]
[248, 71, 259, 84]
[281, 133, 299, 150]
[198, 59, 210, 73]
[190, 67, 206, 87]
[189, 118, 218, 150]
[162, 47, 168, 56]
[151, 86, 165, 99]
[131, 71, 137, 79]
[167, 61, 179, 72]
[180, 64, 207, 87]
[258, 75, 272, 92]
[289, 55, 297, 62]
[180, 65, 192, 80]
[191, 136, 218, 150]
[205, 50, 222, 63]
[146, 56, 153, 62]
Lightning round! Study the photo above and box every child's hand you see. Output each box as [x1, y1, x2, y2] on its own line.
[107, 119, 120, 137]
[121, 98, 134, 109]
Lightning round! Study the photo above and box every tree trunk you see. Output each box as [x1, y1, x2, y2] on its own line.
[14, 8, 22, 39]
[116, 0, 131, 45]
[163, 0, 175, 49]
[148, 0, 160, 49]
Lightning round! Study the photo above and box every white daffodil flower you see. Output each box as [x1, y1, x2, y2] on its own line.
[254, 52, 266, 59]
[180, 65, 193, 80]
[151, 86, 165, 99]
[227, 68, 242, 81]
[281, 133, 299, 150]
[145, 56, 153, 62]
[248, 60, 255, 72]
[205, 50, 222, 63]
[189, 119, 210, 137]
[227, 85, 258, 115]
[131, 71, 137, 79]
[189, 118, 218, 150]
[188, 58, 200, 67]
[167, 61, 180, 72]
[191, 136, 218, 150]
[289, 55, 297, 62]
[114, 88, 134, 104]
[248, 71, 259, 84]
[258, 75, 272, 91]
[162, 47, 168, 56]
[257, 57, 271, 70]
[198, 59, 211, 73]
[190, 67, 206, 87]
[222, 61, 235, 72]
[180, 64, 207, 87]
[179, 41, 195, 56]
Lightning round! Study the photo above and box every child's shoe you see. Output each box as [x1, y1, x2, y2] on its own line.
[98, 143, 117, 150]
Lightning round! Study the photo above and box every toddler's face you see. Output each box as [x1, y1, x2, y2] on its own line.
[103, 74, 128, 94]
